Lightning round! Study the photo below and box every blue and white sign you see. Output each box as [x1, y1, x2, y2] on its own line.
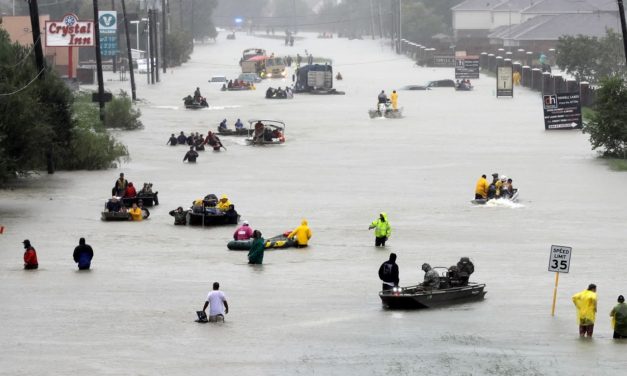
[98, 11, 117, 56]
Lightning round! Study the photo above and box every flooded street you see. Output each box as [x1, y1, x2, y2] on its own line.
[2, 33, 627, 375]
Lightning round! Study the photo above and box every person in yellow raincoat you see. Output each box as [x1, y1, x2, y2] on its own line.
[572, 284, 597, 337]
[474, 174, 489, 199]
[390, 90, 398, 110]
[217, 195, 232, 211]
[288, 219, 312, 248]
[129, 203, 143, 221]
[369, 212, 391, 247]
[513, 70, 521, 85]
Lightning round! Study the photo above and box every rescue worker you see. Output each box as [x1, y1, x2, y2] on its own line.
[572, 284, 598, 337]
[253, 121, 265, 144]
[457, 257, 474, 286]
[183, 146, 199, 163]
[217, 195, 232, 211]
[129, 203, 143, 221]
[377, 90, 388, 104]
[167, 133, 178, 146]
[488, 173, 500, 199]
[378, 253, 399, 291]
[369, 213, 391, 247]
[288, 219, 312, 248]
[234, 119, 244, 129]
[248, 230, 265, 264]
[218, 119, 228, 131]
[169, 207, 188, 225]
[193, 87, 202, 102]
[421, 263, 440, 289]
[113, 173, 128, 197]
[474, 174, 489, 200]
[234, 221, 253, 240]
[73, 237, 94, 270]
[23, 239, 38, 270]
[610, 295, 627, 339]
[390, 90, 398, 110]
[513, 70, 521, 85]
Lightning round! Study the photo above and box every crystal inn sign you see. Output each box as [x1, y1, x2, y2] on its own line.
[45, 13, 94, 47]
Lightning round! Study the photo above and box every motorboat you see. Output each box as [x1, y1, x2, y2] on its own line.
[245, 119, 286, 145]
[369, 103, 403, 119]
[380, 282, 487, 309]
[471, 189, 519, 205]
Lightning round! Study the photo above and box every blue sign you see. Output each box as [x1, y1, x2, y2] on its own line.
[98, 11, 117, 56]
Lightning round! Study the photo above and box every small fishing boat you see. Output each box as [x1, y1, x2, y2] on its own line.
[379, 282, 487, 309]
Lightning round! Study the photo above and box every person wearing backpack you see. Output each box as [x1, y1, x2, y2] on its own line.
[378, 253, 399, 291]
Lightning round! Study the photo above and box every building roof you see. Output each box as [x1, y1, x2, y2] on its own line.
[521, 0, 597, 14]
[492, 0, 539, 12]
[452, 0, 507, 11]
[489, 12, 620, 41]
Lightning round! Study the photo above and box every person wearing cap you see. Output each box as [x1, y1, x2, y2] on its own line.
[369, 213, 391, 247]
[288, 219, 312, 248]
[378, 253, 399, 291]
[474, 174, 489, 200]
[73, 237, 94, 270]
[23, 240, 38, 270]
[421, 263, 439, 289]
[169, 207, 188, 225]
[113, 173, 128, 196]
[610, 295, 627, 339]
[572, 284, 598, 337]
[217, 195, 232, 211]
[234, 221, 254, 240]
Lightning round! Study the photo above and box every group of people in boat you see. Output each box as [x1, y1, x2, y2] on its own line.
[183, 87, 208, 106]
[475, 173, 515, 200]
[218, 118, 245, 132]
[455, 79, 473, 90]
[379, 254, 475, 291]
[265, 86, 293, 99]
[376, 90, 399, 112]
[252, 120, 284, 144]
[169, 194, 239, 225]
[222, 79, 255, 91]
[105, 173, 154, 220]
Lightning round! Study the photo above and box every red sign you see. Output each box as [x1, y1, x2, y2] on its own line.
[45, 13, 94, 47]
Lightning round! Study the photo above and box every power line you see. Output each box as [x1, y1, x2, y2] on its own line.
[0, 68, 45, 96]
[0, 36, 40, 69]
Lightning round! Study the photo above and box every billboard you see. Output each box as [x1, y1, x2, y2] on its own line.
[543, 93, 582, 130]
[98, 11, 118, 56]
[496, 66, 513, 97]
[45, 13, 94, 47]
[455, 56, 479, 79]
[432, 55, 455, 67]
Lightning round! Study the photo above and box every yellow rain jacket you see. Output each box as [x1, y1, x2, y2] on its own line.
[390, 92, 398, 110]
[572, 289, 597, 325]
[370, 213, 391, 238]
[217, 195, 232, 211]
[475, 176, 489, 198]
[288, 220, 312, 246]
[129, 207, 143, 221]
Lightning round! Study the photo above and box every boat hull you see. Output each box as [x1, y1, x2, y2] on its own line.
[379, 283, 487, 309]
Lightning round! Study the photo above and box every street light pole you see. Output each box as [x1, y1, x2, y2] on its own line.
[130, 20, 140, 49]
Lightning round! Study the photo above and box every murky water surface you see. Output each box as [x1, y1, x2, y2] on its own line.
[2, 33, 627, 375]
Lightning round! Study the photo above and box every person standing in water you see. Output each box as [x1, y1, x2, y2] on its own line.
[202, 282, 229, 322]
[378, 253, 399, 291]
[369, 213, 391, 247]
[390, 90, 398, 110]
[73, 237, 94, 270]
[572, 284, 597, 338]
[288, 219, 312, 248]
[22, 240, 38, 270]
[248, 230, 265, 264]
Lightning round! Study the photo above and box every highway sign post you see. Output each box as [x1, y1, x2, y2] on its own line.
[548, 245, 572, 316]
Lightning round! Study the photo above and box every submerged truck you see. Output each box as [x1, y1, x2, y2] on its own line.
[293, 64, 342, 94]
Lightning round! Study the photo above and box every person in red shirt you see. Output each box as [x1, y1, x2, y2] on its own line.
[124, 182, 137, 198]
[23, 239, 38, 270]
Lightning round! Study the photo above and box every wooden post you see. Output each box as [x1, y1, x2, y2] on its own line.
[551, 272, 560, 316]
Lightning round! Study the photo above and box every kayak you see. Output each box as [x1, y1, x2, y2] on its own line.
[227, 233, 296, 250]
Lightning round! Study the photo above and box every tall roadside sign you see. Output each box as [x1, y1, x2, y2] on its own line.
[542, 93, 582, 130]
[98, 11, 118, 58]
[455, 56, 480, 79]
[496, 66, 513, 97]
[548, 245, 572, 316]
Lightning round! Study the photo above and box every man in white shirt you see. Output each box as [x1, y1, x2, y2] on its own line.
[202, 282, 229, 322]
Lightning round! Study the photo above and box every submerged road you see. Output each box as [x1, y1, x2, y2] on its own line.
[1, 33, 627, 375]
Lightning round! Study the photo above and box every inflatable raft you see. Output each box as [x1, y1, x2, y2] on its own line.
[227, 233, 296, 250]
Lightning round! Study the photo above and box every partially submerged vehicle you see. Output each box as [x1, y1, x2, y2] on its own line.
[401, 79, 456, 91]
[227, 232, 296, 250]
[471, 189, 519, 205]
[369, 103, 403, 119]
[293, 64, 345, 95]
[209, 75, 228, 83]
[238, 72, 263, 84]
[246, 120, 286, 145]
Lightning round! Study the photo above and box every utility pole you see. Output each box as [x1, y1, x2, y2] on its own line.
[369, 0, 376, 40]
[178, 0, 183, 28]
[162, 0, 167, 73]
[390, 0, 396, 51]
[27, 0, 45, 79]
[154, 11, 160, 82]
[121, 0, 137, 100]
[618, 0, 627, 66]
[110, 0, 117, 73]
[93, 0, 106, 121]
[149, 9, 156, 84]
[398, 0, 402, 54]
[377, 0, 383, 39]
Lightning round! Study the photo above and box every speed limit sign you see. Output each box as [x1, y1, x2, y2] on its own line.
[548, 245, 572, 273]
